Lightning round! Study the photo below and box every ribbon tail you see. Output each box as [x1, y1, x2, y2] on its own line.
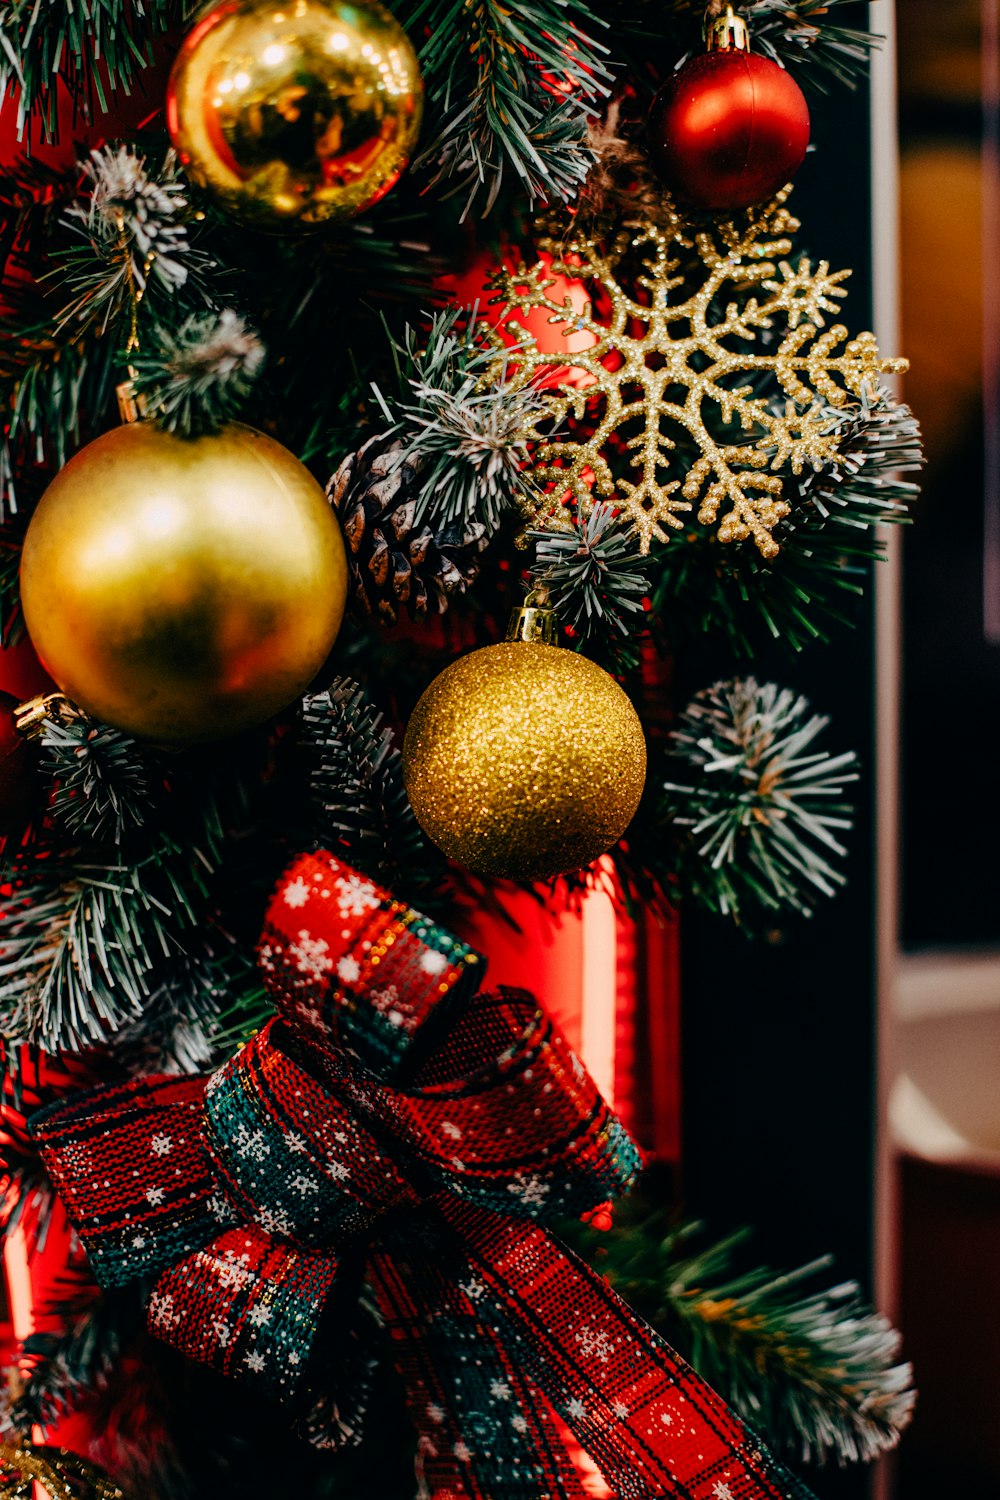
[437, 1199, 817, 1500]
[31, 1074, 230, 1287]
[369, 1222, 590, 1500]
[149, 1223, 363, 1451]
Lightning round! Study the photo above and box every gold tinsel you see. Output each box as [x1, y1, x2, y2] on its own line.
[0, 1442, 124, 1499]
[485, 194, 907, 557]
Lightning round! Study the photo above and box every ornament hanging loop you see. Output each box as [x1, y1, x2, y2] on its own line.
[704, 3, 749, 52]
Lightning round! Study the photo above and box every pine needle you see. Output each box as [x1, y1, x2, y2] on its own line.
[132, 310, 265, 437]
[298, 679, 439, 896]
[652, 390, 924, 657]
[660, 678, 859, 924]
[529, 503, 650, 666]
[571, 1208, 915, 1467]
[401, 0, 612, 216]
[371, 307, 546, 532]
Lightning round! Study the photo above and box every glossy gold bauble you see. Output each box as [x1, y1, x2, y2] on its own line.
[403, 642, 647, 881]
[167, 0, 423, 229]
[21, 421, 347, 744]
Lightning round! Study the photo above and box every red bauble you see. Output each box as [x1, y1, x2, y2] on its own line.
[437, 246, 598, 390]
[648, 50, 810, 212]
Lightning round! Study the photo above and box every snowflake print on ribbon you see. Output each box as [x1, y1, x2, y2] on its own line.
[290, 1171, 320, 1196]
[283, 876, 311, 909]
[149, 1290, 180, 1331]
[333, 871, 380, 919]
[234, 1124, 269, 1162]
[257, 1206, 294, 1236]
[289, 930, 334, 982]
[574, 1323, 615, 1364]
[506, 1173, 550, 1209]
[210, 1315, 232, 1349]
[214, 1248, 253, 1291]
[485, 194, 907, 557]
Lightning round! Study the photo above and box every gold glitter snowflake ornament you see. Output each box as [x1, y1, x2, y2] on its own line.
[485, 198, 907, 556]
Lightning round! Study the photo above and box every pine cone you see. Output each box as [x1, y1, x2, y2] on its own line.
[330, 435, 487, 625]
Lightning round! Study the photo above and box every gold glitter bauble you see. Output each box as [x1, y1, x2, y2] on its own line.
[167, 0, 423, 229]
[403, 641, 647, 881]
[0, 1440, 124, 1498]
[21, 421, 346, 743]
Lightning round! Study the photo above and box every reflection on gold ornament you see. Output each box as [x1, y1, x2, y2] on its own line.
[403, 601, 646, 881]
[0, 1440, 124, 1499]
[167, 0, 423, 228]
[486, 197, 907, 556]
[21, 421, 347, 744]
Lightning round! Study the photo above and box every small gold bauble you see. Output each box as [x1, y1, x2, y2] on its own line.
[167, 0, 423, 229]
[403, 642, 647, 881]
[21, 421, 347, 743]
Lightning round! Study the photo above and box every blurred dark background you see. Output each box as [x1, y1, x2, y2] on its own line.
[682, 6, 877, 1498]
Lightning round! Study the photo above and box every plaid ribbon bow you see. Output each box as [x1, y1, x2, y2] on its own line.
[33, 852, 813, 1500]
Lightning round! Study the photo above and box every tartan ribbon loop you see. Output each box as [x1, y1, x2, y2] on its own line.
[32, 852, 814, 1500]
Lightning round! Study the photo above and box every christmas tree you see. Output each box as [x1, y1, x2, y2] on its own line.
[0, 1, 920, 1496]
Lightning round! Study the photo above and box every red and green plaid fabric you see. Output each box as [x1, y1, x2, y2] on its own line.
[33, 851, 815, 1500]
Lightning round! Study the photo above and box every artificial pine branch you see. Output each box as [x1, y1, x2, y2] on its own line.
[795, 388, 923, 533]
[371, 307, 545, 532]
[401, 0, 612, 215]
[651, 391, 923, 656]
[132, 309, 266, 436]
[529, 504, 650, 666]
[726, 0, 877, 90]
[660, 678, 858, 924]
[225, 204, 443, 471]
[0, 0, 184, 140]
[12, 1288, 141, 1433]
[109, 943, 257, 1075]
[0, 144, 217, 507]
[0, 155, 79, 278]
[298, 680, 440, 896]
[0, 831, 223, 1054]
[203, 950, 272, 1059]
[32, 713, 157, 845]
[0, 530, 23, 640]
[619, 0, 876, 93]
[0, 1109, 51, 1241]
[0, 285, 118, 480]
[54, 145, 212, 343]
[572, 1208, 915, 1467]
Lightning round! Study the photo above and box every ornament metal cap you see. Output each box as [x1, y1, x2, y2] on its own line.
[704, 3, 749, 51]
[115, 379, 148, 424]
[506, 588, 558, 644]
[13, 692, 88, 736]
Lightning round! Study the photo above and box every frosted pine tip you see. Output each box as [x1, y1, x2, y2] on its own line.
[581, 1201, 614, 1232]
